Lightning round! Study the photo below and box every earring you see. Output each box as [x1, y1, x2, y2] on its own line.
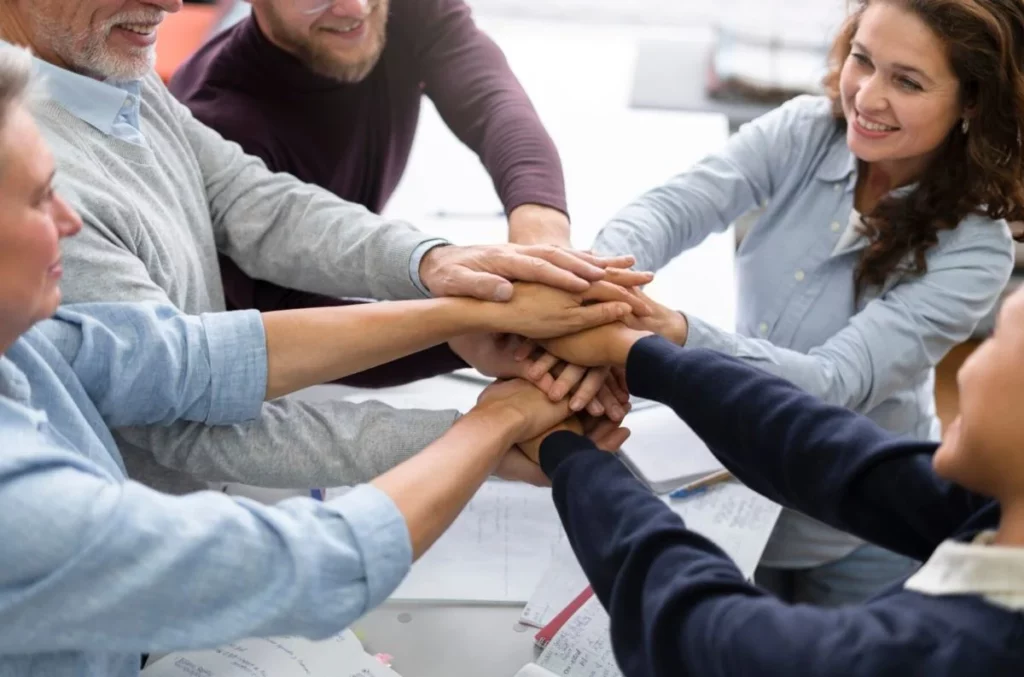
[961, 118, 970, 134]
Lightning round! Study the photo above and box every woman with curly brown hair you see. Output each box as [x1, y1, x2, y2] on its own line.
[588, 0, 1024, 606]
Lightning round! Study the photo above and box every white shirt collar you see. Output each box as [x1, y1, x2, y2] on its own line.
[904, 531, 1024, 610]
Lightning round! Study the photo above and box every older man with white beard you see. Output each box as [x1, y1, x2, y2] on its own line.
[0, 1, 649, 494]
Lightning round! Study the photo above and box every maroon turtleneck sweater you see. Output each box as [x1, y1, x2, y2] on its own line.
[171, 0, 567, 386]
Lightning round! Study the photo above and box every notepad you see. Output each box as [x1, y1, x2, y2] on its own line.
[140, 629, 401, 677]
[618, 404, 725, 493]
[514, 596, 622, 677]
[389, 480, 568, 602]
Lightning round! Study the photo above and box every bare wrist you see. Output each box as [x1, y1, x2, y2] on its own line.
[664, 310, 689, 346]
[466, 403, 529, 446]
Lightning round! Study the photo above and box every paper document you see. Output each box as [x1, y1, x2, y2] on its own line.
[533, 596, 621, 677]
[391, 480, 567, 602]
[521, 482, 780, 627]
[665, 481, 782, 577]
[141, 630, 400, 677]
[618, 404, 724, 493]
[520, 539, 589, 627]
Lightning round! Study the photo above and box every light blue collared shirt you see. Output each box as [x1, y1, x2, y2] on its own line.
[594, 95, 1014, 567]
[33, 58, 146, 146]
[0, 303, 411, 677]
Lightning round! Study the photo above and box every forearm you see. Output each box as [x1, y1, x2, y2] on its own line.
[262, 297, 484, 399]
[623, 336, 979, 558]
[0, 439, 412, 654]
[179, 100, 436, 302]
[116, 399, 459, 487]
[508, 204, 571, 246]
[372, 406, 522, 558]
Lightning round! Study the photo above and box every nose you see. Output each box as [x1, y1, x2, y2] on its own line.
[329, 0, 370, 17]
[53, 194, 83, 239]
[854, 72, 888, 114]
[143, 0, 183, 14]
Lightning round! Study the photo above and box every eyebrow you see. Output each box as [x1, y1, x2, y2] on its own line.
[851, 41, 936, 84]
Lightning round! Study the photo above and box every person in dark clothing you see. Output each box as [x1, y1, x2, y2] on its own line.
[171, 0, 624, 404]
[495, 281, 1024, 675]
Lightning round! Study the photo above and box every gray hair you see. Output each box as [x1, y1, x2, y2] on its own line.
[0, 44, 38, 128]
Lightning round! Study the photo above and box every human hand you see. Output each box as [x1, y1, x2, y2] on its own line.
[517, 414, 631, 465]
[480, 282, 645, 340]
[473, 378, 574, 443]
[511, 346, 631, 419]
[418, 243, 652, 305]
[493, 447, 550, 487]
[537, 322, 652, 368]
[620, 289, 689, 345]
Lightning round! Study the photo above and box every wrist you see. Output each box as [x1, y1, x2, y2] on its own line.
[508, 204, 571, 247]
[467, 402, 529, 446]
[661, 310, 689, 346]
[610, 329, 653, 367]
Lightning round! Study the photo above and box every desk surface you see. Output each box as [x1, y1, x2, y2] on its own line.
[351, 20, 734, 677]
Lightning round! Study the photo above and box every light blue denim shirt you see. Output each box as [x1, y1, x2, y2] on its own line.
[593, 95, 1014, 567]
[0, 304, 412, 677]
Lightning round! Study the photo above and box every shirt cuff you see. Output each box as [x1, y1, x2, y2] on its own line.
[682, 313, 739, 356]
[328, 484, 413, 610]
[539, 430, 597, 477]
[199, 309, 267, 425]
[409, 239, 451, 298]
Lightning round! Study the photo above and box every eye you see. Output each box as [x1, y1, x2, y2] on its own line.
[34, 186, 54, 208]
[897, 76, 922, 92]
[850, 52, 871, 67]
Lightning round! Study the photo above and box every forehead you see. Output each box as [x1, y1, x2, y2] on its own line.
[855, 3, 952, 73]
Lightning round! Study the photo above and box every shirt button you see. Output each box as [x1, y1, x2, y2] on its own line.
[831, 221, 842, 232]
[833, 183, 842, 192]
[794, 270, 805, 282]
[758, 322, 769, 336]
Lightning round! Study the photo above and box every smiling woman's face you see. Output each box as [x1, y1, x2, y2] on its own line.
[0, 104, 82, 339]
[839, 1, 963, 181]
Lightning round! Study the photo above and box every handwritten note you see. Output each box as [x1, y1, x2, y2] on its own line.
[520, 539, 590, 628]
[390, 480, 567, 602]
[664, 481, 782, 578]
[141, 630, 400, 677]
[534, 596, 622, 677]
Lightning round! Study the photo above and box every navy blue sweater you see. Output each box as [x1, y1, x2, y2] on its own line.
[538, 336, 1024, 676]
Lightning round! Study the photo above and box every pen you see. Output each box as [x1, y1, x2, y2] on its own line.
[668, 469, 734, 500]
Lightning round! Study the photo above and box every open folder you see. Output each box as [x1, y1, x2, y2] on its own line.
[618, 403, 725, 493]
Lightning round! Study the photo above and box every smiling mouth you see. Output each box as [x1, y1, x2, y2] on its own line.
[856, 113, 900, 132]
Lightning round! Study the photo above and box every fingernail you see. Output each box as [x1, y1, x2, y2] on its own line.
[611, 406, 625, 420]
[551, 387, 566, 400]
[570, 398, 585, 411]
[493, 285, 513, 302]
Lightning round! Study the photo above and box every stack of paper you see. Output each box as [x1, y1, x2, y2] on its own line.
[141, 630, 401, 677]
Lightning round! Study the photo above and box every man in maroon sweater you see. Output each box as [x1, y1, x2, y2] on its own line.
[170, 0, 575, 388]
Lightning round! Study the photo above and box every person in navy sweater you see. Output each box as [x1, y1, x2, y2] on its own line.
[499, 283, 1024, 674]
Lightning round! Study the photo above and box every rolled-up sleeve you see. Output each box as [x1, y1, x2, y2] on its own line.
[0, 424, 412, 654]
[37, 303, 267, 428]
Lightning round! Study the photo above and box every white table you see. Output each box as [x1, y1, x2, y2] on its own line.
[347, 20, 735, 677]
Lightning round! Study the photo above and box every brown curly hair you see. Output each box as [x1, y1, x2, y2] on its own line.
[822, 0, 1024, 295]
